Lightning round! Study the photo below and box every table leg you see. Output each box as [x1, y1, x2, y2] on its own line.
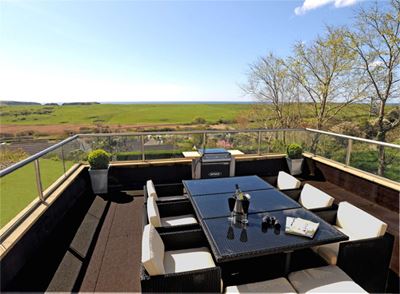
[284, 251, 292, 276]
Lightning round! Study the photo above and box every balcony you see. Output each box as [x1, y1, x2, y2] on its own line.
[0, 128, 399, 292]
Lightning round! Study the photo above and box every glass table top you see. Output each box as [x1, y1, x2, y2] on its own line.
[190, 189, 301, 219]
[202, 208, 348, 263]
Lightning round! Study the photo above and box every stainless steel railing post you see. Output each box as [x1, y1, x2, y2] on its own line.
[61, 145, 67, 176]
[141, 135, 145, 161]
[34, 159, 44, 202]
[257, 131, 262, 155]
[345, 138, 353, 166]
[202, 132, 207, 149]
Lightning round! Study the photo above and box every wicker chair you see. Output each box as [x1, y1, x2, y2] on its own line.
[282, 183, 336, 211]
[140, 225, 222, 292]
[144, 196, 199, 233]
[277, 171, 301, 190]
[145, 179, 187, 203]
[312, 202, 394, 293]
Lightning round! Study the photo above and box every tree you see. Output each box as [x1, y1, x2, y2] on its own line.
[287, 27, 365, 131]
[243, 52, 301, 128]
[347, 0, 400, 176]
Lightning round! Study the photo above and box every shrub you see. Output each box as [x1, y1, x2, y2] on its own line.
[87, 149, 110, 169]
[287, 143, 303, 159]
[193, 117, 206, 124]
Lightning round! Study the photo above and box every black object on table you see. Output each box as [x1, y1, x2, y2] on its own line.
[183, 175, 273, 197]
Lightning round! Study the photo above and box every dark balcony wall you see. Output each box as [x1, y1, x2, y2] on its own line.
[108, 157, 288, 191]
[235, 158, 288, 177]
[108, 163, 192, 190]
[310, 159, 399, 212]
[0, 169, 93, 290]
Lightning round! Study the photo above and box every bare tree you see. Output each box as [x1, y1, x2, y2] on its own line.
[243, 52, 301, 128]
[348, 0, 400, 176]
[287, 27, 366, 131]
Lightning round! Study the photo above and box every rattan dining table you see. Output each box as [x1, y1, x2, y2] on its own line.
[183, 175, 348, 275]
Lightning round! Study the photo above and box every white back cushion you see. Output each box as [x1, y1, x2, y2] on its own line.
[336, 201, 387, 238]
[146, 180, 158, 200]
[141, 224, 165, 276]
[299, 184, 334, 210]
[277, 171, 301, 190]
[147, 196, 162, 227]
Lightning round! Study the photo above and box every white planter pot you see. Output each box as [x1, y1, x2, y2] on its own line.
[88, 167, 109, 194]
[286, 158, 304, 176]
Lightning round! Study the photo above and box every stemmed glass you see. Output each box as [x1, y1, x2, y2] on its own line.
[228, 197, 236, 220]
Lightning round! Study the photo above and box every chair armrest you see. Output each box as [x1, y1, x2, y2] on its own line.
[281, 188, 301, 201]
[263, 176, 277, 186]
[313, 208, 337, 224]
[141, 265, 222, 293]
[155, 183, 184, 196]
[159, 228, 208, 251]
[157, 200, 194, 217]
[337, 232, 394, 293]
[309, 203, 338, 213]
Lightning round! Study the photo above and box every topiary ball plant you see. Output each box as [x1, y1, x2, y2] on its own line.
[87, 149, 111, 169]
[287, 144, 303, 159]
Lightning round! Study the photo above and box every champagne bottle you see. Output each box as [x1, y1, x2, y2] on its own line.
[235, 184, 244, 200]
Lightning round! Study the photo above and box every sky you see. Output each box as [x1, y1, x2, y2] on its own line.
[0, 0, 374, 103]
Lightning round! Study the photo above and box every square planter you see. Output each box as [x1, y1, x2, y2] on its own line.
[88, 167, 109, 194]
[286, 158, 304, 176]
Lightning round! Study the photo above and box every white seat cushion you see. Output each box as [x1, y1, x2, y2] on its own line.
[146, 180, 158, 200]
[225, 277, 296, 293]
[164, 247, 216, 274]
[147, 196, 162, 227]
[336, 201, 387, 239]
[299, 184, 334, 210]
[277, 171, 301, 190]
[288, 265, 367, 293]
[141, 224, 165, 276]
[161, 214, 198, 227]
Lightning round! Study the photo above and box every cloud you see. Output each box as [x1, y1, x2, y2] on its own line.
[294, 0, 359, 15]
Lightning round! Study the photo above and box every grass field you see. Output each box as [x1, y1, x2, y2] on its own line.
[0, 159, 73, 227]
[0, 104, 251, 125]
[2, 103, 397, 126]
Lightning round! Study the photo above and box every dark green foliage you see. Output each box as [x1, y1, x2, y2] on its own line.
[87, 149, 110, 169]
[116, 150, 184, 160]
[287, 143, 303, 159]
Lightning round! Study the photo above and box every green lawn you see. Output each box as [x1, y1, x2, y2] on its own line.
[0, 158, 73, 228]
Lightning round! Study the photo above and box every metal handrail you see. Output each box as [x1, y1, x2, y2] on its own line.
[306, 128, 400, 149]
[1, 128, 399, 178]
[0, 135, 79, 178]
[77, 128, 304, 137]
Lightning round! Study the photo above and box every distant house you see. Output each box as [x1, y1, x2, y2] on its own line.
[216, 139, 233, 148]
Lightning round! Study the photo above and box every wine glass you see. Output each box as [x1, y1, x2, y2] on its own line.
[241, 199, 250, 224]
[228, 197, 236, 220]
